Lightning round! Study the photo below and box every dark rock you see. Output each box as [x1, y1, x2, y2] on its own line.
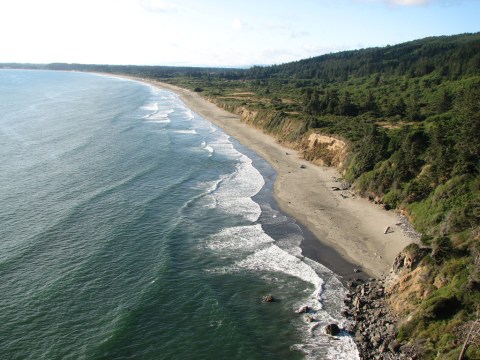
[295, 305, 310, 314]
[325, 323, 341, 335]
[388, 340, 400, 353]
[304, 315, 314, 323]
[300, 164, 307, 169]
[345, 277, 420, 360]
[379, 342, 388, 353]
[262, 294, 275, 302]
[355, 332, 365, 342]
[353, 296, 363, 309]
[386, 323, 396, 336]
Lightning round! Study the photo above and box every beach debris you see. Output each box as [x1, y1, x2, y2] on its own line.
[354, 268, 361, 273]
[295, 305, 311, 314]
[300, 164, 307, 169]
[325, 323, 341, 336]
[384, 226, 391, 234]
[331, 186, 341, 191]
[262, 294, 275, 303]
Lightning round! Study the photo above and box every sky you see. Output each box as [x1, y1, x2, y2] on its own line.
[0, 0, 478, 67]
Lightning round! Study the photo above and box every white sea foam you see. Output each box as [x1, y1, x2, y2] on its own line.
[212, 156, 264, 222]
[205, 133, 240, 159]
[161, 88, 359, 359]
[207, 224, 273, 251]
[206, 225, 359, 360]
[173, 129, 198, 135]
[147, 119, 171, 124]
[204, 145, 214, 154]
[141, 102, 159, 112]
[184, 109, 195, 120]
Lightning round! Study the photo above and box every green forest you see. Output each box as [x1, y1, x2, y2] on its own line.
[2, 32, 479, 359]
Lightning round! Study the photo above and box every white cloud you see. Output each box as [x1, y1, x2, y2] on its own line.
[140, 0, 177, 13]
[232, 18, 243, 30]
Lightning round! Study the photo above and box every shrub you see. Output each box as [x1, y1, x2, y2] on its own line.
[423, 296, 462, 320]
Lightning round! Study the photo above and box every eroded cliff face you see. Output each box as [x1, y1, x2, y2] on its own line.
[301, 133, 349, 169]
[384, 244, 432, 318]
[233, 106, 258, 125]
[206, 102, 350, 170]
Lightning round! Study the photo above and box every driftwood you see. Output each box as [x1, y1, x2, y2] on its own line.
[384, 226, 390, 234]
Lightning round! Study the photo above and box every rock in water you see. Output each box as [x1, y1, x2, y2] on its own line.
[295, 305, 310, 314]
[325, 323, 341, 335]
[304, 315, 314, 323]
[262, 294, 275, 302]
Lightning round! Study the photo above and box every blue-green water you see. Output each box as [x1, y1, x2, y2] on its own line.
[0, 70, 358, 359]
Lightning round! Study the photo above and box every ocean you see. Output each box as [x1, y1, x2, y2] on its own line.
[0, 70, 358, 359]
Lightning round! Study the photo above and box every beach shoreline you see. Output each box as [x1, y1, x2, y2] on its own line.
[115, 75, 414, 280]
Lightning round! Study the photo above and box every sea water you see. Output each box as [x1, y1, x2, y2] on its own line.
[0, 70, 359, 359]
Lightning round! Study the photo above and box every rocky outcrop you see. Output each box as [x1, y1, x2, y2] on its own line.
[345, 280, 420, 360]
[384, 244, 429, 300]
[345, 244, 431, 359]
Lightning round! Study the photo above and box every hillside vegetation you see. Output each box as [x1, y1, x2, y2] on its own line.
[2, 32, 479, 358]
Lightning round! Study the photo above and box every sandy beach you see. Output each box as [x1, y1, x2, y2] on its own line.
[127, 77, 413, 279]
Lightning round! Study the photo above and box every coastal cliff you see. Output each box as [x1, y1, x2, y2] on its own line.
[9, 31, 479, 359]
[198, 98, 479, 359]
